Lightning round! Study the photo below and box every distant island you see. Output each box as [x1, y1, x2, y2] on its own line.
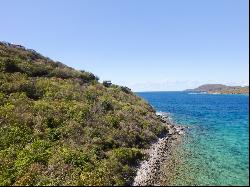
[185, 84, 249, 95]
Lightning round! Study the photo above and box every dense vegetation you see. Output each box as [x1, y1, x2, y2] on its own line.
[0, 42, 166, 186]
[186, 84, 249, 94]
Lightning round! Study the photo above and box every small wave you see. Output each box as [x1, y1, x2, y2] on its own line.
[188, 92, 207, 95]
[156, 111, 175, 124]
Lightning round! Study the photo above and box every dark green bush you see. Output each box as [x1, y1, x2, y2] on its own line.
[20, 81, 44, 100]
[80, 70, 99, 83]
[111, 148, 144, 165]
[2, 59, 22, 73]
[18, 62, 50, 77]
[48, 67, 75, 79]
[47, 129, 61, 141]
[104, 115, 120, 128]
[101, 99, 114, 111]
[120, 86, 132, 94]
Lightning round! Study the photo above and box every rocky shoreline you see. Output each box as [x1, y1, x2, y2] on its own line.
[133, 112, 186, 186]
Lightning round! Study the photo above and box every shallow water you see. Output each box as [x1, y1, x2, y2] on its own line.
[137, 92, 249, 186]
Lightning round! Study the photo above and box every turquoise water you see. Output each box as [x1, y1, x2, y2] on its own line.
[137, 92, 249, 186]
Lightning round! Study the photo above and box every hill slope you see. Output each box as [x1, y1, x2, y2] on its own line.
[0, 42, 167, 186]
[185, 84, 249, 94]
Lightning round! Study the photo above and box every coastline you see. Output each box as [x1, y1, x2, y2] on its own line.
[187, 91, 249, 95]
[133, 112, 186, 186]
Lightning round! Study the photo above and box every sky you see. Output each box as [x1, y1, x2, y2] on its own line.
[0, 0, 249, 91]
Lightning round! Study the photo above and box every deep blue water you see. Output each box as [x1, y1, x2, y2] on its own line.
[137, 92, 249, 186]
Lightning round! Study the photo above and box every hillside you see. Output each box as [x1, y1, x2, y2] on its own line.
[185, 84, 249, 94]
[0, 42, 167, 186]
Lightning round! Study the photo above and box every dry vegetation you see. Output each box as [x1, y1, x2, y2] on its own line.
[0, 42, 167, 186]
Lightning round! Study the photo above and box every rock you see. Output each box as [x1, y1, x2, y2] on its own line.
[133, 117, 186, 186]
[133, 111, 187, 186]
[179, 130, 183, 134]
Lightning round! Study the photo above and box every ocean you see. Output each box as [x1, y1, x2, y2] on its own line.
[137, 92, 249, 186]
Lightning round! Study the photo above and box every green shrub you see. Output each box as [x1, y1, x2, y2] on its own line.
[2, 59, 22, 73]
[104, 115, 120, 128]
[48, 67, 75, 79]
[0, 92, 5, 105]
[47, 129, 60, 141]
[79, 70, 99, 83]
[14, 140, 52, 171]
[101, 99, 114, 111]
[120, 86, 131, 94]
[111, 148, 144, 165]
[20, 81, 44, 100]
[84, 89, 97, 102]
[18, 62, 50, 77]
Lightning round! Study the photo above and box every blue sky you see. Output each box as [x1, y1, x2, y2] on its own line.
[0, 0, 249, 91]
